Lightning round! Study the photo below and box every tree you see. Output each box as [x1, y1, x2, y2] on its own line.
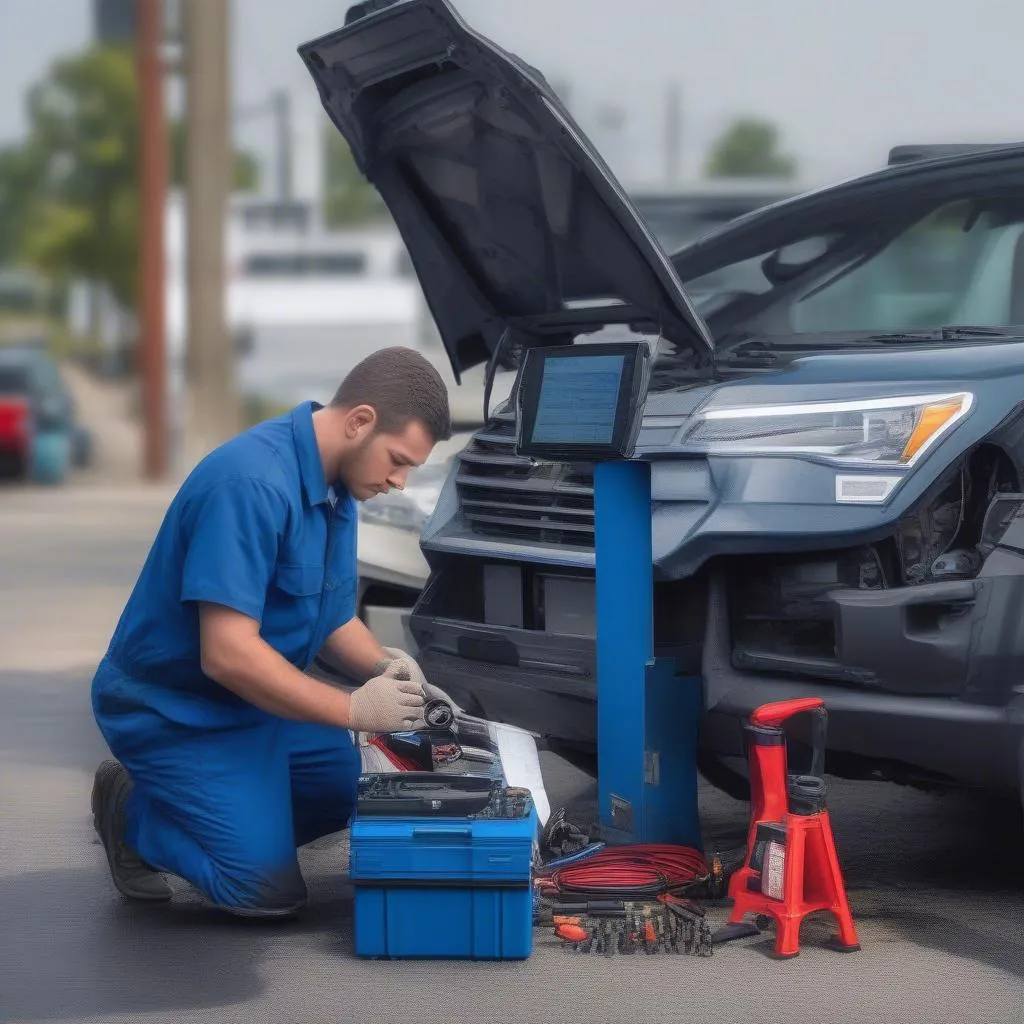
[322, 123, 388, 227]
[0, 44, 259, 308]
[704, 117, 797, 179]
[0, 145, 42, 266]
[16, 46, 141, 304]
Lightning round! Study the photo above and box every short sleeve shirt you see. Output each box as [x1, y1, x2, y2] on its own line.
[103, 402, 358, 724]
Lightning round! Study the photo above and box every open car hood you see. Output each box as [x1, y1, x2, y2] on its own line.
[298, 0, 715, 379]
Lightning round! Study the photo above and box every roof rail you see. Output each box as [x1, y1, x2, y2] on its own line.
[887, 143, 1020, 166]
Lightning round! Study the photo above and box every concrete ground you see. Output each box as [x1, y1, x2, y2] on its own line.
[1, 370, 1022, 1024]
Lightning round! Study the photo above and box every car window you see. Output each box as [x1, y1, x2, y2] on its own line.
[678, 196, 1024, 342]
[0, 366, 30, 394]
[28, 355, 63, 394]
[790, 201, 998, 332]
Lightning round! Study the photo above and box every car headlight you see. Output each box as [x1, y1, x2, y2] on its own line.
[358, 463, 449, 532]
[682, 392, 973, 466]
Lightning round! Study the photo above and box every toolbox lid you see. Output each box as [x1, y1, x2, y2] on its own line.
[350, 808, 538, 884]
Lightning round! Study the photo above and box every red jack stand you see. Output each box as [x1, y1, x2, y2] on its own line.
[712, 697, 861, 959]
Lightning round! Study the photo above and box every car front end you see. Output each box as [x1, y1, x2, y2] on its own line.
[411, 347, 1024, 797]
[304, 0, 1024, 804]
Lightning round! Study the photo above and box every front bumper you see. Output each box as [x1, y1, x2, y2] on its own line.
[700, 577, 1024, 789]
[412, 565, 1024, 791]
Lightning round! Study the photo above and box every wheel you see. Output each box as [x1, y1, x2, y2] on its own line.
[0, 450, 30, 481]
[71, 426, 93, 468]
[1018, 737, 1024, 829]
[697, 750, 751, 802]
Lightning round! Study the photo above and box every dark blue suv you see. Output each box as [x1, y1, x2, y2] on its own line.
[305, 0, 1024, 812]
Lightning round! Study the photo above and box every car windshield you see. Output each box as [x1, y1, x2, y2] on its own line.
[0, 365, 30, 394]
[653, 194, 1024, 388]
[632, 189, 792, 253]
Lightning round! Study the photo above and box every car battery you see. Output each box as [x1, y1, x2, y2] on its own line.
[349, 772, 537, 959]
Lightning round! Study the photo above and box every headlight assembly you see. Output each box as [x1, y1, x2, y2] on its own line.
[683, 392, 973, 466]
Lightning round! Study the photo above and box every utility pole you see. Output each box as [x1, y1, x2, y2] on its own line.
[183, 0, 237, 466]
[136, 0, 168, 480]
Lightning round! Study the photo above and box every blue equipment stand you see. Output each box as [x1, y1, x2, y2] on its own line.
[593, 459, 702, 848]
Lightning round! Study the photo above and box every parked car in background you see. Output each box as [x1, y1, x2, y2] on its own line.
[304, 0, 1024, 813]
[0, 343, 92, 483]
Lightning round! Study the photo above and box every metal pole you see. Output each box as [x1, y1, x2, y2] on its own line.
[137, 0, 168, 479]
[183, 0, 237, 466]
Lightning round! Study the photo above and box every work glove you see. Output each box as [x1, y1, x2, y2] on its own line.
[348, 660, 425, 734]
[373, 646, 465, 714]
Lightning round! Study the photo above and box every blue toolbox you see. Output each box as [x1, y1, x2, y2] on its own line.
[349, 772, 538, 959]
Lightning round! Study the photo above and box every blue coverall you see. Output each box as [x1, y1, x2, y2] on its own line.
[92, 402, 362, 914]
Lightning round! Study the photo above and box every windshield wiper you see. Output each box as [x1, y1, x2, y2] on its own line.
[721, 325, 1024, 362]
[866, 326, 1022, 343]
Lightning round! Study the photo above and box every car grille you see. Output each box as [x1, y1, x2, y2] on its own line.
[456, 414, 596, 548]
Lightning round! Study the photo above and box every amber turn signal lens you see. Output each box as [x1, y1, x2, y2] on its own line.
[900, 399, 965, 463]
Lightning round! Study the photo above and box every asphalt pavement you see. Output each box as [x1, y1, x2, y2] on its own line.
[1, 477, 1022, 1024]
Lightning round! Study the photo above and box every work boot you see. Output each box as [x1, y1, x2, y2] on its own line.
[91, 759, 172, 902]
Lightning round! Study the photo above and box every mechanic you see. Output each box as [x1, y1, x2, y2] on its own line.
[90, 346, 451, 918]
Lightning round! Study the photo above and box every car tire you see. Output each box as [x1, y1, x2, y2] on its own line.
[0, 456, 27, 482]
[71, 427, 93, 468]
[697, 750, 751, 802]
[1019, 737, 1024, 827]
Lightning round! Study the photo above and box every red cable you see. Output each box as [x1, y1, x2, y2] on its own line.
[367, 736, 421, 772]
[538, 844, 708, 898]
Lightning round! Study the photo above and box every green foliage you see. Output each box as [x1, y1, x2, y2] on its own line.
[16, 46, 140, 303]
[231, 148, 260, 193]
[0, 43, 260, 310]
[0, 145, 42, 265]
[705, 117, 798, 179]
[322, 123, 388, 227]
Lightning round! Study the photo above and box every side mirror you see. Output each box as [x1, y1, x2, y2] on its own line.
[761, 235, 836, 285]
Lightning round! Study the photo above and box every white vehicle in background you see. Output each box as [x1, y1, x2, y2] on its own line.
[353, 362, 516, 649]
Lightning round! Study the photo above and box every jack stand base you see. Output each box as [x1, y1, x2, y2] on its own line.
[825, 936, 863, 953]
[709, 921, 761, 945]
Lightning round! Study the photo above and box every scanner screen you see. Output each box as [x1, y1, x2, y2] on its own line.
[530, 354, 626, 445]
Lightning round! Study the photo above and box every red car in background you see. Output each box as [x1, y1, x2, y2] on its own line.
[0, 344, 91, 483]
[0, 360, 35, 478]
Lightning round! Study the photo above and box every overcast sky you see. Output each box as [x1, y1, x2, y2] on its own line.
[2, 0, 1023, 192]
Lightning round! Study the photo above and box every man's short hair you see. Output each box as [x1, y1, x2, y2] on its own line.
[329, 346, 453, 442]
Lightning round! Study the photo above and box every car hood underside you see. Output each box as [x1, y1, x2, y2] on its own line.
[298, 0, 714, 378]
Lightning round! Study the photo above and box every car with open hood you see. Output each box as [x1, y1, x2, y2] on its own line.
[301, 0, 1024, 811]
[350, 183, 797, 649]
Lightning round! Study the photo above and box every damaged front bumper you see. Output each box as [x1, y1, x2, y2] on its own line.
[412, 404, 1024, 792]
[411, 508, 1024, 791]
[701, 575, 1024, 790]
